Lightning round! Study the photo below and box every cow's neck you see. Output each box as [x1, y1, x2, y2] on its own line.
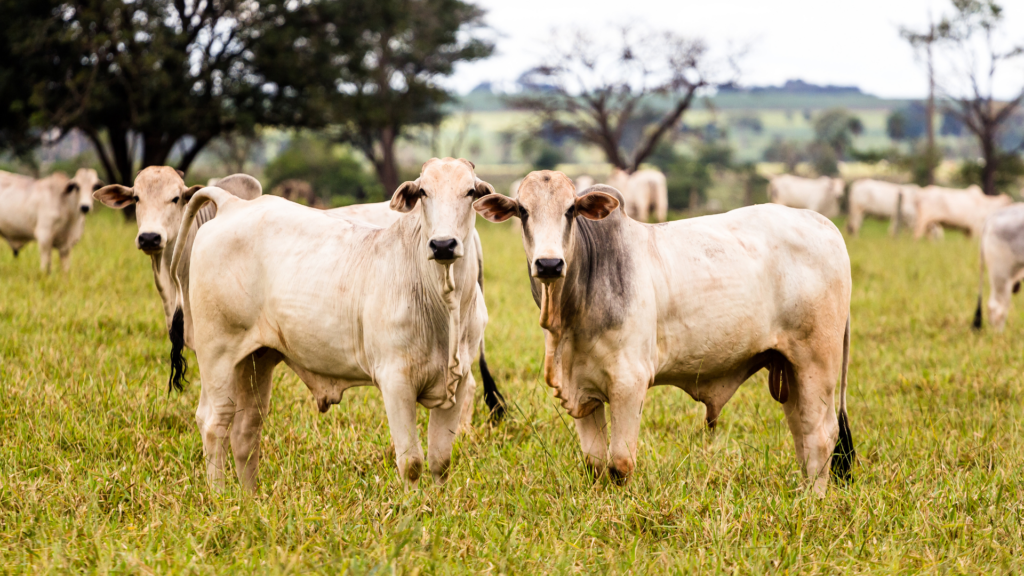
[150, 243, 176, 330]
[394, 214, 477, 410]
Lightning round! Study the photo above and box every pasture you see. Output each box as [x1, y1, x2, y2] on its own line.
[1, 207, 1023, 573]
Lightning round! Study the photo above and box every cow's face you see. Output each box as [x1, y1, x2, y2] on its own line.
[390, 158, 494, 264]
[65, 168, 102, 214]
[94, 166, 202, 255]
[473, 170, 619, 283]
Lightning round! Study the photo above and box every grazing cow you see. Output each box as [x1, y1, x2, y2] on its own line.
[474, 171, 854, 494]
[0, 168, 101, 272]
[913, 185, 1012, 239]
[847, 179, 922, 236]
[168, 158, 494, 490]
[325, 200, 506, 421]
[607, 168, 669, 223]
[93, 167, 262, 349]
[768, 174, 844, 218]
[272, 178, 322, 208]
[973, 204, 1024, 331]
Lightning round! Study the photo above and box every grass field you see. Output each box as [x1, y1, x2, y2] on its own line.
[2, 207, 1023, 573]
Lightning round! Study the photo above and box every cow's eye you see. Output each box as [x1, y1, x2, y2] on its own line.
[519, 206, 529, 220]
[417, 189, 427, 198]
[565, 206, 575, 219]
[171, 196, 180, 204]
[466, 189, 475, 197]
[92, 184, 102, 191]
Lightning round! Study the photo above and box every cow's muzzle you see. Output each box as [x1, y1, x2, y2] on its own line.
[428, 238, 459, 262]
[534, 258, 565, 280]
[137, 232, 163, 253]
[80, 205, 91, 214]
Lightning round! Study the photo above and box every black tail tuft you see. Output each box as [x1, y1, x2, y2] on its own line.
[479, 351, 506, 424]
[168, 307, 188, 393]
[831, 409, 855, 484]
[972, 296, 983, 330]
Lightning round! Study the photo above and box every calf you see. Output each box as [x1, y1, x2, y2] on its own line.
[474, 171, 854, 494]
[768, 174, 844, 218]
[972, 204, 1024, 331]
[93, 167, 262, 351]
[0, 168, 100, 272]
[168, 158, 494, 490]
[913, 185, 1012, 239]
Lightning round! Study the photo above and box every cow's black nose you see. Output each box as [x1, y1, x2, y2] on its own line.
[137, 232, 162, 251]
[429, 238, 458, 261]
[535, 258, 565, 279]
[80, 205, 91, 214]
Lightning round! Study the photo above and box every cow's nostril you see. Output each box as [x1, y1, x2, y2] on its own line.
[535, 258, 565, 279]
[428, 238, 458, 261]
[137, 232, 162, 250]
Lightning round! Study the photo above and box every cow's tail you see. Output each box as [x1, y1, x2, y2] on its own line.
[831, 315, 855, 483]
[473, 231, 506, 423]
[167, 186, 236, 393]
[973, 233, 986, 330]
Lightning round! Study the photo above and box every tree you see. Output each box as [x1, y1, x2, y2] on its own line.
[934, 0, 1024, 195]
[509, 25, 717, 174]
[313, 0, 494, 192]
[813, 108, 864, 158]
[901, 16, 941, 184]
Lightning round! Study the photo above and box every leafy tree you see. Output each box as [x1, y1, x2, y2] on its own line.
[509, 24, 717, 174]
[813, 108, 863, 158]
[762, 137, 806, 172]
[887, 103, 928, 141]
[264, 135, 383, 206]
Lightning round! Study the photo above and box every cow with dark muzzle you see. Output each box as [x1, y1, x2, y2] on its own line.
[474, 170, 855, 495]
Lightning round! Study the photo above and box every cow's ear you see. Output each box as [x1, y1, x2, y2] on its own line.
[473, 193, 518, 223]
[576, 191, 619, 221]
[390, 180, 420, 213]
[176, 169, 186, 179]
[473, 179, 495, 199]
[94, 184, 135, 209]
[182, 184, 204, 203]
[64, 182, 79, 195]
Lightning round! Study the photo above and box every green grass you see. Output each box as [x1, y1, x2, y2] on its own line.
[1, 207, 1023, 573]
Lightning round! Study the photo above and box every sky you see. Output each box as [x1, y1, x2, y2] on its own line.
[447, 0, 1024, 99]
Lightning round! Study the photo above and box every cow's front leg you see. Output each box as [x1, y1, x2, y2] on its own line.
[574, 404, 608, 478]
[36, 230, 54, 273]
[607, 383, 647, 485]
[427, 372, 474, 484]
[58, 245, 73, 273]
[380, 374, 425, 487]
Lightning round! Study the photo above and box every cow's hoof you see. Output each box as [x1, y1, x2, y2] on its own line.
[608, 457, 634, 486]
[401, 457, 423, 486]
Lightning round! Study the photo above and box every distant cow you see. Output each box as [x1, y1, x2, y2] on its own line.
[272, 178, 322, 208]
[973, 204, 1024, 331]
[474, 172, 854, 495]
[575, 175, 595, 192]
[94, 167, 262, 350]
[167, 158, 495, 491]
[768, 174, 844, 218]
[608, 168, 669, 222]
[913, 185, 1012, 239]
[0, 168, 101, 272]
[325, 200, 506, 422]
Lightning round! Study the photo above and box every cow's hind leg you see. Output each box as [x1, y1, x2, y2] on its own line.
[194, 353, 242, 491]
[781, 357, 839, 496]
[229, 349, 280, 492]
[574, 403, 609, 478]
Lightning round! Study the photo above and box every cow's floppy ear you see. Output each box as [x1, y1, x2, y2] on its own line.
[473, 193, 519, 223]
[473, 179, 495, 199]
[390, 180, 421, 213]
[176, 169, 186, 179]
[576, 191, 619, 221]
[182, 184, 205, 203]
[93, 184, 135, 209]
[64, 182, 79, 195]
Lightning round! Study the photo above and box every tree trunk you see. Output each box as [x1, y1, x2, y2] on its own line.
[925, 41, 936, 185]
[981, 135, 998, 195]
[374, 126, 400, 194]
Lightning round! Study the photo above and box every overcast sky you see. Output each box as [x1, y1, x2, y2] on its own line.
[447, 0, 1024, 99]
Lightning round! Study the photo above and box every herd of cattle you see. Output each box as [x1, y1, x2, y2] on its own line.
[1, 160, 1021, 496]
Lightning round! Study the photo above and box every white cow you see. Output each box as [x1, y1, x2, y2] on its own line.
[94, 167, 262, 354]
[608, 168, 669, 222]
[474, 171, 854, 495]
[167, 158, 494, 491]
[847, 179, 923, 236]
[913, 185, 1012, 239]
[768, 174, 844, 218]
[325, 200, 506, 421]
[0, 168, 100, 272]
[574, 175, 595, 192]
[973, 203, 1024, 331]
